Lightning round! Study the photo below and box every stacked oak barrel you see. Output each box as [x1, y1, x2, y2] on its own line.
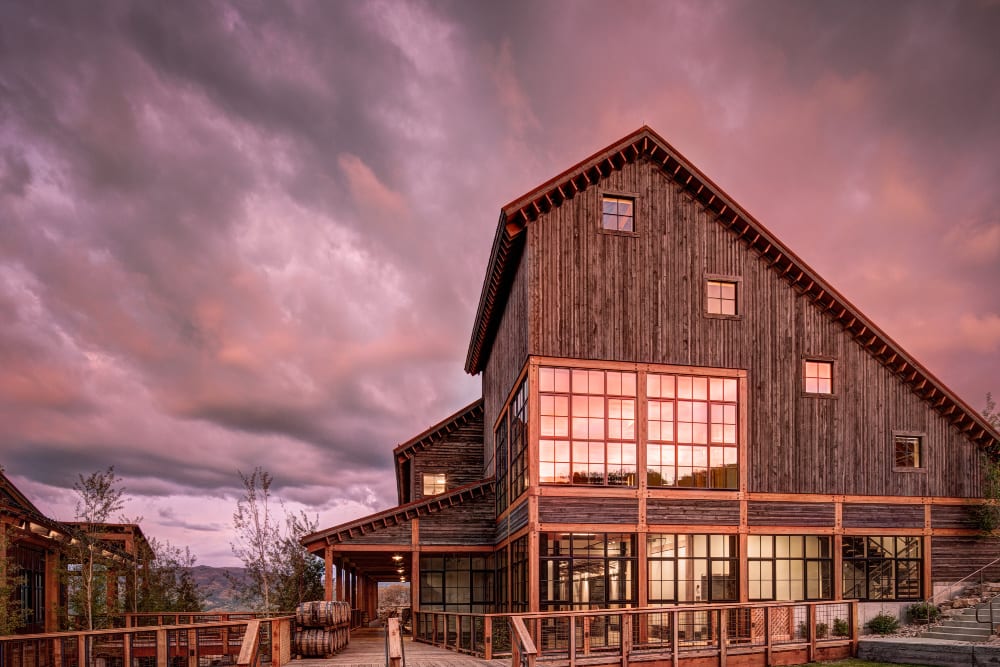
[294, 600, 351, 658]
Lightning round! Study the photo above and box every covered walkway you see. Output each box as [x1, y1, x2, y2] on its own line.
[294, 627, 506, 667]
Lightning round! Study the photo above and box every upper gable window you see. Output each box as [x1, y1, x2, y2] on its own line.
[602, 195, 634, 233]
[803, 360, 833, 394]
[422, 473, 446, 496]
[706, 279, 738, 316]
[894, 434, 924, 470]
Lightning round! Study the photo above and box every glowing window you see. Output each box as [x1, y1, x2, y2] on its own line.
[706, 280, 737, 316]
[422, 473, 446, 496]
[804, 360, 833, 394]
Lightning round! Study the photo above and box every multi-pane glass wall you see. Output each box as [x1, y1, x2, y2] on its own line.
[842, 536, 922, 601]
[494, 378, 527, 514]
[647, 534, 737, 603]
[419, 555, 494, 613]
[540, 533, 637, 610]
[539, 368, 637, 485]
[748, 535, 832, 601]
[537, 364, 739, 489]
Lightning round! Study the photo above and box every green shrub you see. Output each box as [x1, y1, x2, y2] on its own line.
[907, 601, 940, 623]
[833, 617, 851, 637]
[865, 612, 900, 635]
[815, 622, 829, 638]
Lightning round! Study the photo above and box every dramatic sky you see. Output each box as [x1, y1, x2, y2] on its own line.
[1, 1, 999, 566]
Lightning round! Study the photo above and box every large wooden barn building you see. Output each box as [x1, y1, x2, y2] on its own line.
[302, 127, 1000, 632]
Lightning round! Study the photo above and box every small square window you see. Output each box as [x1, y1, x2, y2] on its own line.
[894, 435, 923, 469]
[423, 473, 446, 496]
[804, 360, 832, 394]
[602, 195, 634, 232]
[707, 280, 737, 316]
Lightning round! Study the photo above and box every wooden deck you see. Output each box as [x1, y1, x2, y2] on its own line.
[294, 627, 506, 667]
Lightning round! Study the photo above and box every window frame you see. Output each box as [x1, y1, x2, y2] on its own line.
[892, 431, 926, 473]
[801, 356, 836, 398]
[704, 274, 742, 320]
[599, 190, 639, 237]
[422, 472, 447, 496]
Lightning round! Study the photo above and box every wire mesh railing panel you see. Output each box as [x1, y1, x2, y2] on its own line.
[490, 616, 511, 656]
[582, 613, 623, 652]
[535, 615, 570, 657]
[635, 609, 672, 651]
[58, 637, 79, 667]
[129, 631, 157, 667]
[676, 610, 718, 650]
[816, 602, 852, 641]
[472, 616, 486, 655]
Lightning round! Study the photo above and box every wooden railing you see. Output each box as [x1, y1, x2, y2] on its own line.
[385, 617, 404, 667]
[0, 615, 294, 667]
[414, 600, 858, 666]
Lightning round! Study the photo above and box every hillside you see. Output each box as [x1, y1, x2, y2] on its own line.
[189, 565, 248, 611]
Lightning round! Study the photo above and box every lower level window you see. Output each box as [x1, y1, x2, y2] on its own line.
[648, 534, 737, 603]
[541, 532, 636, 610]
[748, 535, 832, 601]
[419, 555, 493, 613]
[842, 536, 922, 601]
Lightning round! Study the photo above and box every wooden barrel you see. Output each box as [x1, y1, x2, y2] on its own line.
[295, 628, 335, 657]
[295, 601, 315, 627]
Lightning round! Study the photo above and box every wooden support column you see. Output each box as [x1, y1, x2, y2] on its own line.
[336, 559, 344, 601]
[923, 501, 933, 597]
[324, 547, 334, 601]
[45, 549, 60, 632]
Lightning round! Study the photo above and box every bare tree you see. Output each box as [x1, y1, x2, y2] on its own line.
[67, 467, 126, 630]
[229, 468, 323, 613]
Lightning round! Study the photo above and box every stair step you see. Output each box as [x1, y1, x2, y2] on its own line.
[920, 630, 992, 642]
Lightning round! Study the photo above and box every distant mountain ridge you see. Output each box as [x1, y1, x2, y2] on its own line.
[190, 565, 248, 612]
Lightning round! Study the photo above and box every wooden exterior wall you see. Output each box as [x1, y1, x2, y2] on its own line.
[420, 492, 496, 546]
[408, 413, 485, 501]
[523, 156, 984, 497]
[481, 250, 530, 476]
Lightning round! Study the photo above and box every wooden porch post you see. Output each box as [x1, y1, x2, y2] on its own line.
[324, 548, 334, 602]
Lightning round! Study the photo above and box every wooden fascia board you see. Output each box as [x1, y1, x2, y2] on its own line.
[391, 399, 484, 459]
[301, 479, 495, 548]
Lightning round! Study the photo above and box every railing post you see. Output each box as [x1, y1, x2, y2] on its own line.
[671, 609, 679, 667]
[78, 635, 87, 667]
[764, 607, 772, 666]
[53, 636, 63, 667]
[621, 612, 632, 667]
[583, 616, 591, 655]
[719, 608, 727, 667]
[569, 615, 577, 667]
[123, 631, 132, 667]
[187, 628, 198, 667]
[484, 615, 492, 660]
[156, 630, 167, 667]
[807, 604, 816, 662]
[850, 601, 859, 657]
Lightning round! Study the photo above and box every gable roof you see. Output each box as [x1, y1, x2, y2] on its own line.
[464, 126, 1000, 458]
[392, 398, 483, 461]
[301, 478, 494, 548]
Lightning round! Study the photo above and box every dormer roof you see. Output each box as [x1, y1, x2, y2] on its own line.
[464, 126, 1000, 458]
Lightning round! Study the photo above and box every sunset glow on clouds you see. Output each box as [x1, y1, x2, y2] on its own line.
[1, 1, 998, 564]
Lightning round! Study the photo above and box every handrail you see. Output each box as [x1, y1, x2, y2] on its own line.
[508, 616, 536, 667]
[926, 556, 1000, 605]
[236, 619, 262, 667]
[976, 595, 999, 626]
[386, 617, 405, 667]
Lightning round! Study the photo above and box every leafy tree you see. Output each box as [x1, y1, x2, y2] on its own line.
[140, 539, 204, 612]
[65, 467, 126, 630]
[0, 523, 24, 635]
[977, 393, 1000, 533]
[229, 468, 323, 613]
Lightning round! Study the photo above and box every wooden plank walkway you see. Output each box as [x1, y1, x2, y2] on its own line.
[293, 627, 507, 667]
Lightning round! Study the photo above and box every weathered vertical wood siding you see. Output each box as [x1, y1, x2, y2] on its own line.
[526, 157, 983, 497]
[481, 249, 530, 475]
[410, 411, 485, 500]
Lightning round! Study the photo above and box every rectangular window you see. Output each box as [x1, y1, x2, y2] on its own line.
[706, 279, 737, 316]
[539, 367, 637, 486]
[541, 532, 636, 610]
[747, 535, 832, 601]
[419, 554, 494, 613]
[495, 419, 508, 513]
[842, 536, 922, 601]
[647, 533, 737, 603]
[494, 376, 527, 514]
[804, 360, 833, 394]
[647, 373, 738, 489]
[894, 434, 923, 469]
[422, 473, 446, 496]
[601, 195, 634, 232]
